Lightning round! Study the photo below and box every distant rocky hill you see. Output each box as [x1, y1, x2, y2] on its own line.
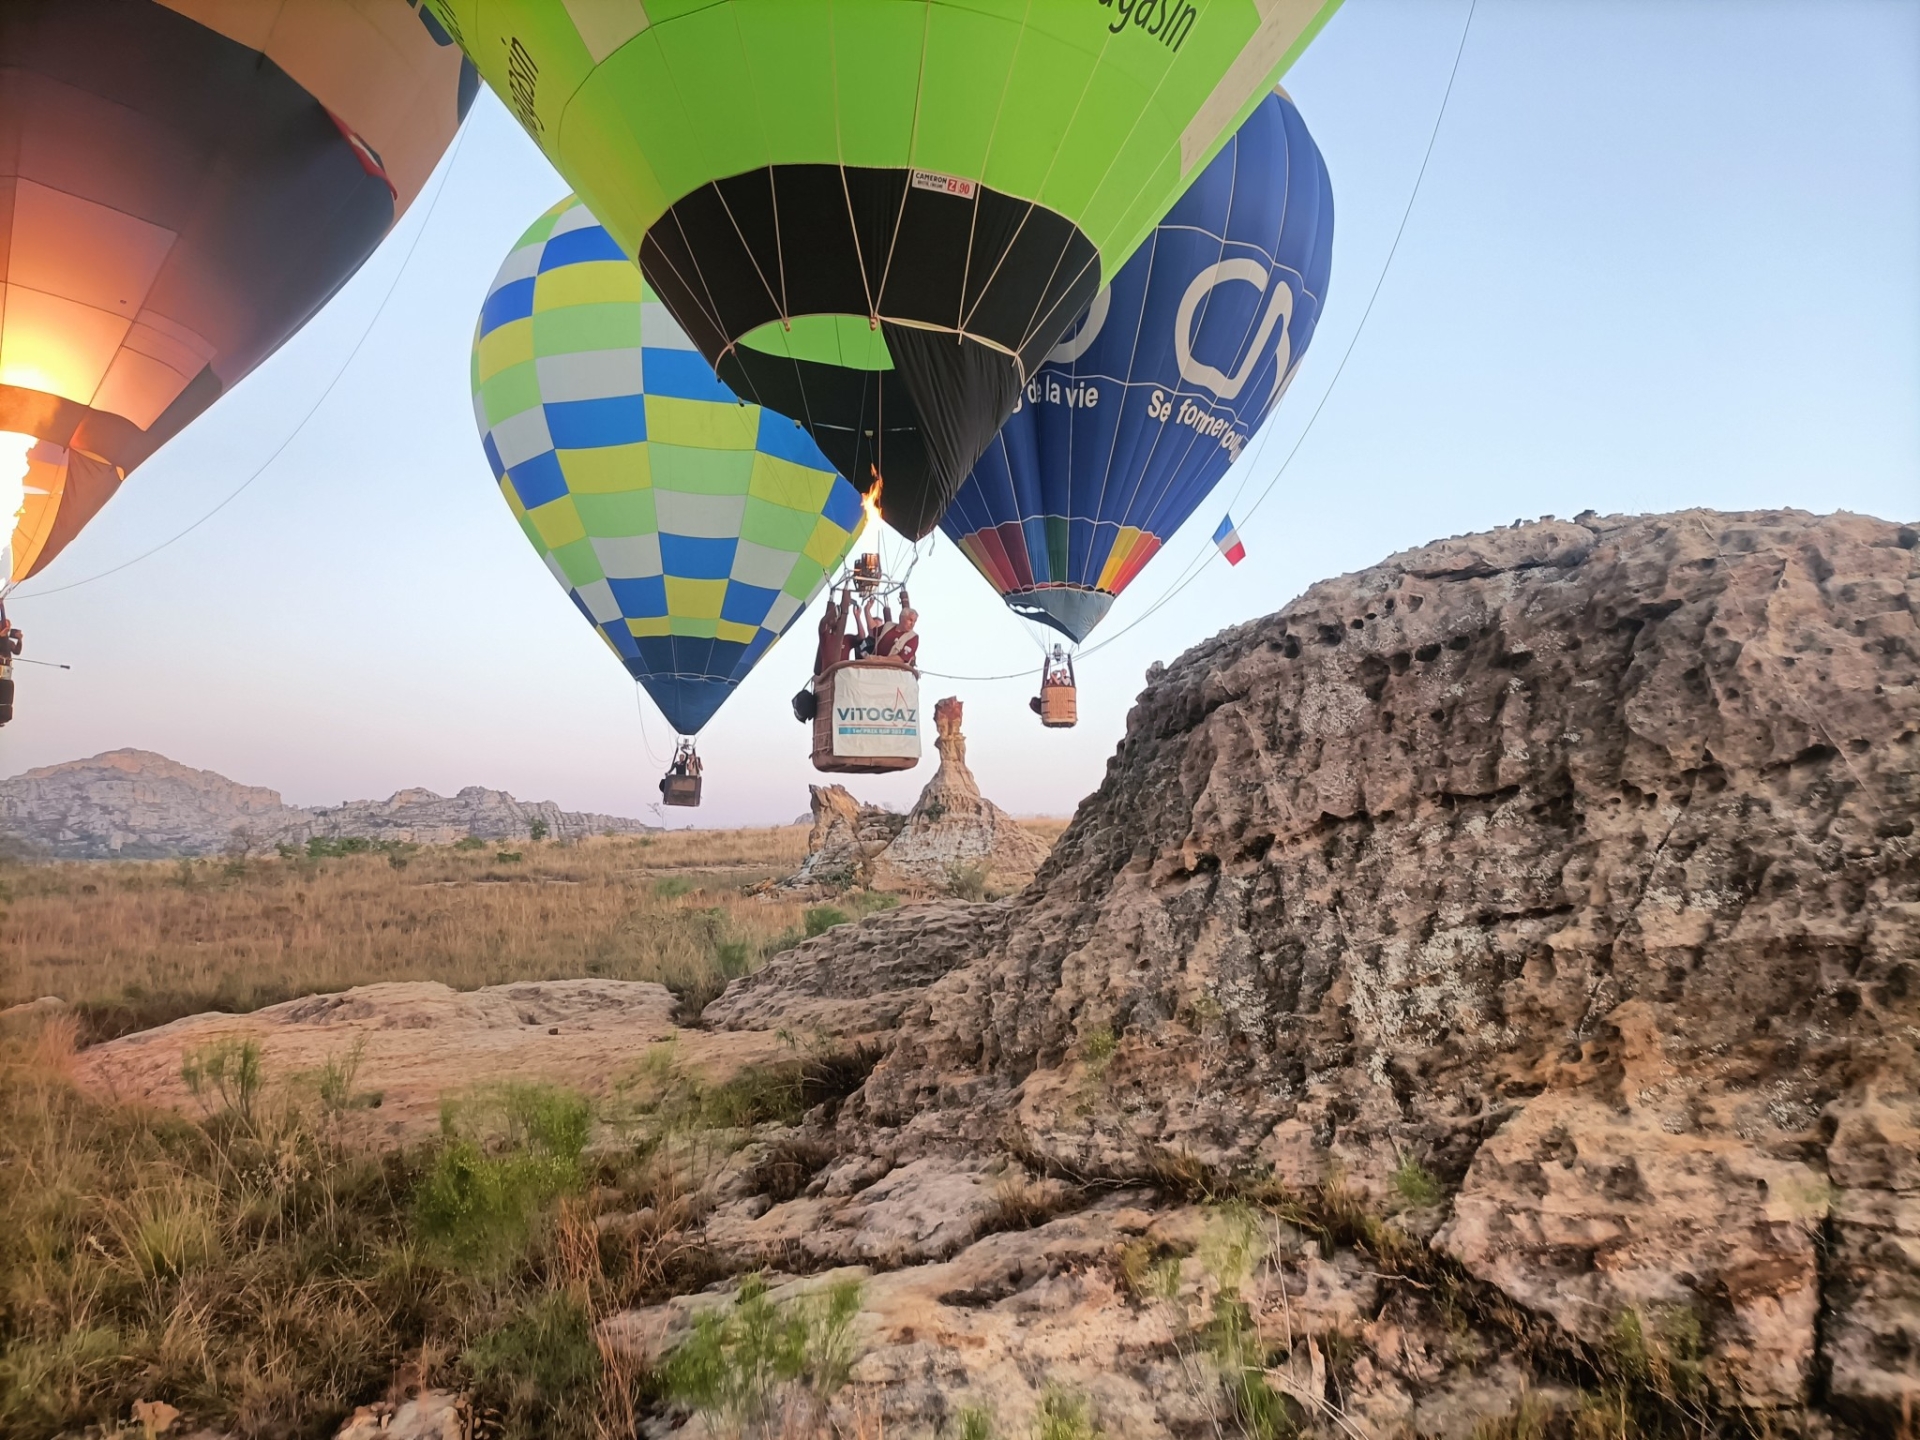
[0, 749, 654, 858]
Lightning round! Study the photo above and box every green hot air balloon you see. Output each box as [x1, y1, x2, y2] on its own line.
[425, 0, 1342, 538]
[473, 196, 867, 738]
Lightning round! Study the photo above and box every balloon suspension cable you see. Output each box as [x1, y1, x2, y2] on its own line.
[632, 682, 668, 767]
[921, 0, 1479, 690]
[8, 120, 472, 602]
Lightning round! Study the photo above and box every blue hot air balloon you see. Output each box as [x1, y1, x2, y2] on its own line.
[939, 90, 1334, 643]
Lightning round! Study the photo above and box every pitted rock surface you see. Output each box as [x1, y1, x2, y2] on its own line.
[703, 900, 1005, 1036]
[796, 509, 1918, 1422]
[779, 700, 1052, 894]
[869, 698, 1055, 891]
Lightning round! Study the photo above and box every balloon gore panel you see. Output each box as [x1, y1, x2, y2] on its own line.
[422, 0, 1343, 540]
[472, 196, 865, 736]
[939, 90, 1335, 641]
[0, 0, 467, 583]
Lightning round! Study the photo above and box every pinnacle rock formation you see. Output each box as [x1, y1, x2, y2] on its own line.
[870, 697, 1054, 890]
[686, 509, 1919, 1432]
[781, 699, 1053, 894]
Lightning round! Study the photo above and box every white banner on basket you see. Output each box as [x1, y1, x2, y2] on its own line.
[831, 667, 922, 759]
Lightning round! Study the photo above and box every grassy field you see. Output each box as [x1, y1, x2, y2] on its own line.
[0, 822, 1075, 1438]
[0, 828, 893, 1040]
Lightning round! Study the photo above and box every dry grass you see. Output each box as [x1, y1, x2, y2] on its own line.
[0, 832, 826, 1040]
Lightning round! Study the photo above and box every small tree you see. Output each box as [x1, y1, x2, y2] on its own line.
[529, 817, 550, 842]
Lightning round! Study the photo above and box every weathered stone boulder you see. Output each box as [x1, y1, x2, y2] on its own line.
[870, 698, 1055, 892]
[801, 508, 1919, 1423]
[74, 980, 787, 1144]
[780, 783, 906, 891]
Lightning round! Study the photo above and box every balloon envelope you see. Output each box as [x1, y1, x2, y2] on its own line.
[473, 196, 866, 736]
[940, 90, 1333, 642]
[0, 0, 472, 584]
[424, 0, 1342, 539]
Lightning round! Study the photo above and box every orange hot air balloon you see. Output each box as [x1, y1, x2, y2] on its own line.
[0, 0, 475, 586]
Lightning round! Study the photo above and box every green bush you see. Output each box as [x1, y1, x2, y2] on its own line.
[454, 835, 488, 851]
[415, 1085, 591, 1271]
[180, 1038, 264, 1132]
[803, 906, 849, 937]
[528, 818, 550, 843]
[1033, 1388, 1101, 1440]
[659, 1274, 862, 1435]
[945, 860, 991, 900]
[464, 1290, 599, 1439]
[653, 876, 696, 899]
[1391, 1158, 1444, 1208]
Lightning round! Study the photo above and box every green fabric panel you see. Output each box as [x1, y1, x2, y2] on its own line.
[818, 5, 924, 170]
[1046, 514, 1071, 583]
[782, 554, 826, 600]
[972, 27, 1099, 202]
[646, 441, 756, 496]
[740, 315, 893, 370]
[533, 301, 642, 357]
[551, 536, 604, 588]
[479, 361, 541, 427]
[748, 452, 836, 514]
[734, 5, 839, 162]
[573, 490, 659, 537]
[517, 512, 544, 552]
[652, 11, 763, 190]
[739, 494, 819, 552]
[912, 5, 1020, 179]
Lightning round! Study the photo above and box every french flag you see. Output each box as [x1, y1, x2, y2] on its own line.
[1212, 514, 1247, 566]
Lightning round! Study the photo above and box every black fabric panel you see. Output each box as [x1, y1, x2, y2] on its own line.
[881, 324, 1023, 539]
[641, 163, 1099, 535]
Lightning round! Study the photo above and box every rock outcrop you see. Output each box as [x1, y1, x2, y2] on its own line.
[687, 509, 1919, 1431]
[869, 698, 1055, 890]
[781, 784, 908, 891]
[781, 699, 1053, 894]
[0, 749, 653, 858]
[75, 979, 787, 1145]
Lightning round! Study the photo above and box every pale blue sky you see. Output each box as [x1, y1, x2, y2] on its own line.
[4, 0, 1915, 826]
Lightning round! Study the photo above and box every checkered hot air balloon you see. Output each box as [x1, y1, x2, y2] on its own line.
[471, 196, 866, 735]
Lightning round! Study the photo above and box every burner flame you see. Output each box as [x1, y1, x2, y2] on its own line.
[861, 468, 884, 534]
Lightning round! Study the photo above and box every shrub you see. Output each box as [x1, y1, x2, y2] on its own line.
[956, 1406, 998, 1440]
[653, 876, 696, 900]
[803, 905, 849, 937]
[1391, 1158, 1444, 1209]
[454, 835, 487, 851]
[415, 1085, 591, 1271]
[464, 1290, 599, 1439]
[1032, 1388, 1101, 1440]
[945, 859, 991, 900]
[495, 850, 523, 864]
[659, 1274, 862, 1436]
[528, 818, 550, 843]
[180, 1038, 264, 1132]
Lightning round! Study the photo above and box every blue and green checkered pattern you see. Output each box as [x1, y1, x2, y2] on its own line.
[473, 197, 865, 735]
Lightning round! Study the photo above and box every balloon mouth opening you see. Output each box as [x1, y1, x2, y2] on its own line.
[0, 431, 34, 581]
